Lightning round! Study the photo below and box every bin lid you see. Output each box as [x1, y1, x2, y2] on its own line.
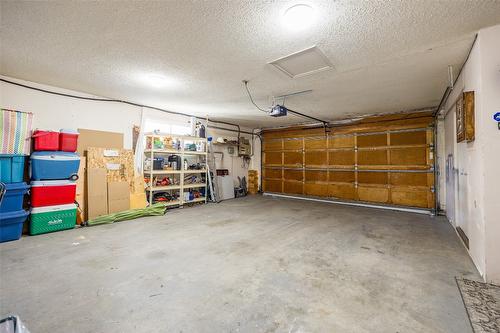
[0, 154, 28, 157]
[60, 129, 79, 134]
[4, 182, 29, 191]
[30, 203, 77, 214]
[0, 209, 29, 224]
[31, 151, 80, 161]
[31, 180, 76, 187]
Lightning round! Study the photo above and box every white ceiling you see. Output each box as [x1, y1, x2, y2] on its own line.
[2, 1, 500, 128]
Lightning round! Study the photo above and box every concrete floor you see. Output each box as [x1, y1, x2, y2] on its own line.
[0, 195, 478, 333]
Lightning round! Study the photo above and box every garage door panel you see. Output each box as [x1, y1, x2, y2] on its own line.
[329, 150, 355, 165]
[284, 152, 302, 165]
[284, 169, 303, 181]
[264, 179, 282, 192]
[283, 139, 302, 150]
[358, 171, 388, 185]
[305, 138, 326, 149]
[305, 151, 327, 166]
[329, 135, 354, 148]
[358, 186, 389, 203]
[305, 170, 328, 182]
[391, 147, 427, 165]
[390, 172, 429, 186]
[328, 184, 355, 199]
[265, 152, 282, 165]
[390, 131, 427, 145]
[263, 118, 434, 210]
[305, 183, 328, 196]
[391, 188, 429, 208]
[357, 134, 387, 147]
[358, 150, 388, 165]
[284, 181, 303, 194]
[263, 140, 282, 151]
[330, 171, 355, 183]
[264, 168, 282, 179]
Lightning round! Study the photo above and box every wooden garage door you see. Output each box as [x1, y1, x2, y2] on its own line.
[262, 112, 435, 209]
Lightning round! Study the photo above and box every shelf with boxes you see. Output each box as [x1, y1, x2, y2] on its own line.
[143, 133, 208, 206]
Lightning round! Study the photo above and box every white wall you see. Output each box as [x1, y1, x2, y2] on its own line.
[0, 76, 140, 149]
[0, 76, 261, 190]
[480, 25, 500, 283]
[438, 24, 500, 283]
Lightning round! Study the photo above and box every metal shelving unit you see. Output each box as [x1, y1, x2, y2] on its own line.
[144, 133, 208, 207]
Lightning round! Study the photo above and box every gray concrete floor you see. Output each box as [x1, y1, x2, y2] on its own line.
[0, 195, 478, 333]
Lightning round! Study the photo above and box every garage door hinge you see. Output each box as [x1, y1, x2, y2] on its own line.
[430, 186, 435, 193]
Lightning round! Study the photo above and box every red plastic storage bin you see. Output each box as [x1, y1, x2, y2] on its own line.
[30, 180, 76, 207]
[59, 129, 79, 152]
[33, 130, 59, 151]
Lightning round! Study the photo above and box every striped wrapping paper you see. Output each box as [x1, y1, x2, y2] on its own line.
[0, 109, 33, 155]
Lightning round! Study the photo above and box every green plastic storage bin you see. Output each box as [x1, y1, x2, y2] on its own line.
[30, 203, 77, 235]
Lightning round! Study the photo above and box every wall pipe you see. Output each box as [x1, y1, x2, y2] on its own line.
[0, 77, 243, 134]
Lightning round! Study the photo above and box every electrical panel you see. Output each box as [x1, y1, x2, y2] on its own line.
[238, 138, 251, 156]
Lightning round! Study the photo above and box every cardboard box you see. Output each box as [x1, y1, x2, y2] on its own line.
[77, 129, 123, 155]
[75, 156, 87, 222]
[107, 181, 130, 214]
[87, 168, 108, 220]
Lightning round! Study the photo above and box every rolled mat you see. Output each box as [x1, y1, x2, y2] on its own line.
[85, 203, 168, 226]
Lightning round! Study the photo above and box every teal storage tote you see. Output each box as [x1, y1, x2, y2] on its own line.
[0, 154, 26, 183]
[30, 203, 77, 235]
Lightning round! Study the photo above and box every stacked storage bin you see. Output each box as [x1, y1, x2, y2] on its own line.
[0, 159, 30, 242]
[0, 109, 33, 243]
[30, 129, 80, 235]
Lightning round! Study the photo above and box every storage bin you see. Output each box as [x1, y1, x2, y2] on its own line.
[0, 182, 29, 213]
[30, 151, 80, 180]
[0, 209, 29, 242]
[30, 180, 76, 207]
[33, 130, 59, 151]
[59, 129, 79, 152]
[0, 154, 26, 183]
[30, 203, 77, 235]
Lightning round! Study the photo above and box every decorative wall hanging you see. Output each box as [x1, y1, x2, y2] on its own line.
[456, 91, 475, 143]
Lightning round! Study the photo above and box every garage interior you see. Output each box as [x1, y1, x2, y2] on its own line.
[1, 1, 499, 332]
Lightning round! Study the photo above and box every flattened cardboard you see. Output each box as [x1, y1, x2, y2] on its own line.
[77, 129, 123, 155]
[87, 168, 108, 220]
[107, 181, 130, 214]
[75, 156, 87, 222]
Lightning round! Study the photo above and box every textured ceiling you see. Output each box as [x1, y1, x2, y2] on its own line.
[2, 1, 500, 128]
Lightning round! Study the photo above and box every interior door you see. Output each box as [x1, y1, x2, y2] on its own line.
[445, 154, 456, 224]
[444, 109, 458, 226]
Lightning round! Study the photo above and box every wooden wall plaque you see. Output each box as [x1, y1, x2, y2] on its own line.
[456, 91, 475, 143]
[464, 91, 475, 142]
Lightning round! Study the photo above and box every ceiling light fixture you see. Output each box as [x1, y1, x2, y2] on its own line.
[140, 73, 178, 89]
[281, 4, 316, 31]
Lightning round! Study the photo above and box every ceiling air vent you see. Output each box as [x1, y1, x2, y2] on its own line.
[269, 46, 333, 78]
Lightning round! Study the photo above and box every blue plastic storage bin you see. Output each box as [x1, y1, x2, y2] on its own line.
[0, 154, 26, 183]
[30, 151, 80, 181]
[0, 209, 29, 242]
[0, 182, 29, 213]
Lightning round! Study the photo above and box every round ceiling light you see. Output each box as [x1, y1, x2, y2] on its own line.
[145, 74, 175, 88]
[281, 4, 316, 31]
